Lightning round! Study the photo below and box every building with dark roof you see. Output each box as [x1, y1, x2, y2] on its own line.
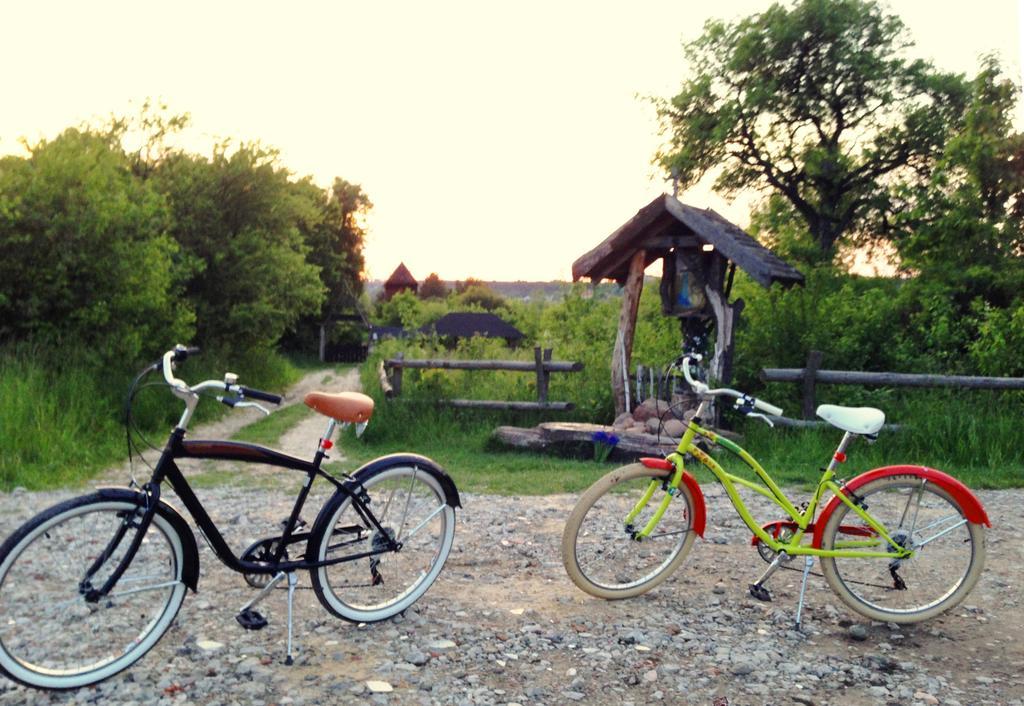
[419, 312, 524, 345]
[382, 263, 418, 300]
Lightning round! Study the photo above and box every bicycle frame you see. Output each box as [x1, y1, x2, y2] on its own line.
[87, 424, 397, 603]
[648, 405, 913, 561]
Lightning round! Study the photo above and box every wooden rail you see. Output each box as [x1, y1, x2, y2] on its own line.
[381, 348, 582, 411]
[762, 350, 1024, 420]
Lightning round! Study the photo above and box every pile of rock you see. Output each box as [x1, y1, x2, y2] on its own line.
[612, 397, 697, 440]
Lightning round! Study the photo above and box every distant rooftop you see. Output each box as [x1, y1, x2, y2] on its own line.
[384, 262, 418, 287]
[419, 312, 524, 341]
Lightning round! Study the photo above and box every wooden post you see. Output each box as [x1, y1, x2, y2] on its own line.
[802, 350, 823, 419]
[611, 250, 646, 416]
[392, 351, 404, 397]
[319, 323, 327, 363]
[377, 360, 394, 398]
[534, 347, 552, 405]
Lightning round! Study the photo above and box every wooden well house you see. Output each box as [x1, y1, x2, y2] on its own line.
[573, 194, 805, 415]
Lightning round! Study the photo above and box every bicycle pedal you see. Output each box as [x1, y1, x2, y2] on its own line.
[236, 608, 268, 631]
[748, 583, 772, 602]
[281, 517, 308, 530]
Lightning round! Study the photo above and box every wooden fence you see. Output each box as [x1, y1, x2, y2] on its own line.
[762, 350, 1024, 420]
[379, 348, 583, 411]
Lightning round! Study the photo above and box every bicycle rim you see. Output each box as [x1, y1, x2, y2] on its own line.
[821, 475, 985, 623]
[313, 465, 455, 622]
[0, 498, 186, 689]
[564, 464, 696, 599]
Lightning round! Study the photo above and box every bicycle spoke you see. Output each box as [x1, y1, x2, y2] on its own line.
[395, 469, 417, 542]
[402, 503, 447, 540]
[107, 580, 182, 599]
[913, 518, 968, 549]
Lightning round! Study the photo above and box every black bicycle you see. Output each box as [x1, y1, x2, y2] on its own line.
[0, 345, 460, 690]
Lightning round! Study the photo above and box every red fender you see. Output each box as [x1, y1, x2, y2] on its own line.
[811, 465, 991, 548]
[640, 458, 706, 538]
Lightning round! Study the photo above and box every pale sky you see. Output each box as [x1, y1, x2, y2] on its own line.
[1, 1, 1021, 281]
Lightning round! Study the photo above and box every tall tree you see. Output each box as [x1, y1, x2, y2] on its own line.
[151, 143, 325, 349]
[893, 58, 1024, 304]
[0, 130, 193, 363]
[301, 177, 371, 320]
[657, 0, 971, 261]
[418, 273, 449, 300]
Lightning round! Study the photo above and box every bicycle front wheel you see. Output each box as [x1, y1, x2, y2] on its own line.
[562, 463, 698, 599]
[309, 463, 456, 623]
[819, 474, 986, 623]
[0, 494, 187, 689]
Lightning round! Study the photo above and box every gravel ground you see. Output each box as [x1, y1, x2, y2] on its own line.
[0, 370, 1020, 705]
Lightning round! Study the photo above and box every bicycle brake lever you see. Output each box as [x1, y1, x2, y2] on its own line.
[747, 412, 775, 428]
[234, 401, 271, 416]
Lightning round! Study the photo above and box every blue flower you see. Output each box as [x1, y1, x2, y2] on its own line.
[591, 430, 619, 462]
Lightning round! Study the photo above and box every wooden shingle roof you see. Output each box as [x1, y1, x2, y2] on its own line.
[572, 195, 804, 288]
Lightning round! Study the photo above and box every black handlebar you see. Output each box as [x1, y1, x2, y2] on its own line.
[239, 386, 282, 405]
[172, 345, 201, 362]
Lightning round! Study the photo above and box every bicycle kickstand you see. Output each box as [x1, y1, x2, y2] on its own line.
[285, 572, 298, 666]
[795, 556, 814, 629]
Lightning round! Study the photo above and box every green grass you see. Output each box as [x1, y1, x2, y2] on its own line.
[0, 346, 308, 491]
[230, 403, 315, 446]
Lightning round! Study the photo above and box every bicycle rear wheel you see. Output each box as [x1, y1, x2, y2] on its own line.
[0, 494, 187, 689]
[562, 463, 698, 599]
[819, 474, 985, 623]
[309, 463, 456, 623]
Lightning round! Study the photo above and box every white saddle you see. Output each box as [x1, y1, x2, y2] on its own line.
[816, 404, 885, 435]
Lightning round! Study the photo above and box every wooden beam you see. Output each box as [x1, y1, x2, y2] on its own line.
[447, 400, 575, 411]
[611, 249, 646, 415]
[761, 368, 1024, 390]
[384, 358, 583, 373]
[645, 235, 699, 249]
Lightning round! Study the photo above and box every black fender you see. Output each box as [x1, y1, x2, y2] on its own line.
[96, 487, 200, 592]
[349, 453, 461, 509]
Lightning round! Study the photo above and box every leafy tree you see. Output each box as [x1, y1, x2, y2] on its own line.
[301, 177, 370, 319]
[0, 129, 193, 363]
[457, 284, 505, 311]
[150, 143, 325, 349]
[418, 273, 449, 299]
[454, 278, 485, 294]
[657, 0, 971, 261]
[892, 59, 1023, 306]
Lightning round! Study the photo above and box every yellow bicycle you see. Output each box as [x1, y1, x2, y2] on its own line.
[562, 355, 989, 625]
